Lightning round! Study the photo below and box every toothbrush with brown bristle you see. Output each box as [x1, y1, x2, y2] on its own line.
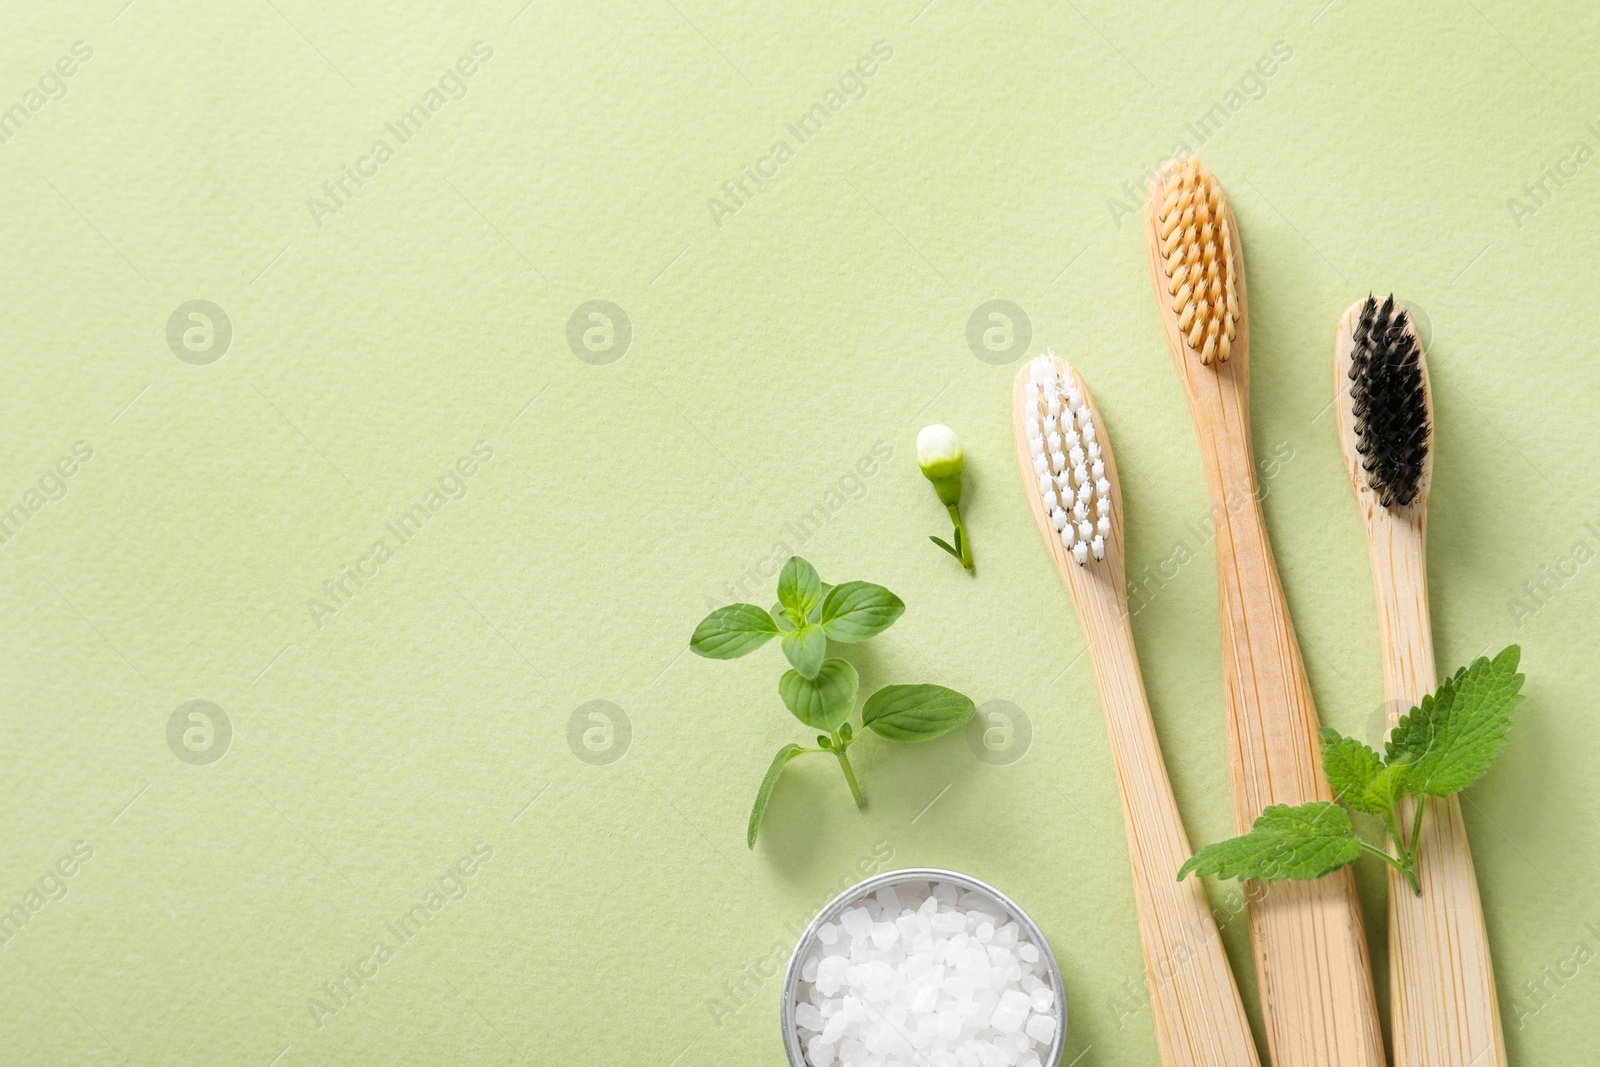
[1143, 158, 1386, 1067]
[1335, 295, 1507, 1067]
[1013, 352, 1260, 1067]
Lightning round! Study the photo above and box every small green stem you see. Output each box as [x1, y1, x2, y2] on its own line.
[1358, 839, 1413, 883]
[833, 739, 866, 809]
[1408, 794, 1427, 858]
[946, 504, 974, 573]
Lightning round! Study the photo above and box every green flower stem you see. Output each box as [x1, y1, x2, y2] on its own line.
[832, 735, 866, 809]
[946, 505, 974, 573]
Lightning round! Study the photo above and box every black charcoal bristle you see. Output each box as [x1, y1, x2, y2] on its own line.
[1348, 294, 1429, 508]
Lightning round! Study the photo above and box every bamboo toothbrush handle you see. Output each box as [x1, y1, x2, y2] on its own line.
[1067, 569, 1262, 1067]
[1197, 395, 1387, 1067]
[1365, 512, 1507, 1067]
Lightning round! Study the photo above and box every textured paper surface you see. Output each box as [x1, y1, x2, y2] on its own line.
[2, 1, 1597, 1063]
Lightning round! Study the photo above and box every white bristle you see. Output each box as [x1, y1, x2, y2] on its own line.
[1023, 356, 1116, 569]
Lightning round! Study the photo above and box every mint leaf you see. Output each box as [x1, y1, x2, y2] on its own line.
[1386, 646, 1525, 797]
[777, 557, 822, 621]
[863, 684, 975, 742]
[819, 581, 905, 642]
[1178, 802, 1363, 882]
[690, 604, 780, 659]
[748, 744, 805, 848]
[778, 659, 859, 731]
[772, 582, 832, 631]
[1363, 762, 1410, 813]
[1319, 728, 1387, 815]
[781, 623, 826, 679]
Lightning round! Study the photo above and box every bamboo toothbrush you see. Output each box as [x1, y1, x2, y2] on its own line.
[1013, 352, 1260, 1067]
[1143, 158, 1386, 1067]
[1335, 295, 1506, 1067]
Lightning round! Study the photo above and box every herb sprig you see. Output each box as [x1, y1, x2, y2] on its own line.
[1179, 646, 1525, 894]
[691, 556, 975, 847]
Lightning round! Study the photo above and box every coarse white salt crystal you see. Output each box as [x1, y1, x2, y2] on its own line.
[793, 884, 1060, 1067]
[1024, 1012, 1057, 1045]
[841, 907, 873, 941]
[990, 990, 1031, 1033]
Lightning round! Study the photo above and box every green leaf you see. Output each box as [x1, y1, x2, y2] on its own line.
[929, 535, 961, 561]
[1363, 762, 1410, 814]
[781, 623, 826, 679]
[1319, 728, 1387, 815]
[862, 684, 976, 742]
[748, 744, 805, 848]
[1177, 802, 1364, 883]
[773, 582, 833, 629]
[778, 659, 859, 731]
[952, 526, 963, 554]
[690, 604, 780, 659]
[819, 581, 905, 642]
[777, 557, 823, 620]
[1386, 646, 1525, 797]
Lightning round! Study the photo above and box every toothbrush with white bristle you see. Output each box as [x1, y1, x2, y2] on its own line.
[1012, 352, 1260, 1067]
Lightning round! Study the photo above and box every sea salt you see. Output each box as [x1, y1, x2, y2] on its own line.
[794, 885, 1060, 1067]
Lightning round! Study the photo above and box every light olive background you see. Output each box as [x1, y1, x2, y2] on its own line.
[2, 0, 1597, 1063]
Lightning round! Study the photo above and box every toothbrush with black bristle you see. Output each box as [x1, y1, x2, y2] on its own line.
[1144, 157, 1386, 1067]
[1336, 295, 1507, 1067]
[1012, 352, 1260, 1067]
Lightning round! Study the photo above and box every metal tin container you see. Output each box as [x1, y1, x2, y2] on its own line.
[780, 867, 1067, 1066]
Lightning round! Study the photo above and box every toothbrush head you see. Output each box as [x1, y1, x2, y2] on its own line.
[1015, 352, 1115, 567]
[1337, 294, 1432, 510]
[1147, 157, 1240, 367]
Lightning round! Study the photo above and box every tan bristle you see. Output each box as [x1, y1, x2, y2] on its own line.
[1153, 158, 1239, 366]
